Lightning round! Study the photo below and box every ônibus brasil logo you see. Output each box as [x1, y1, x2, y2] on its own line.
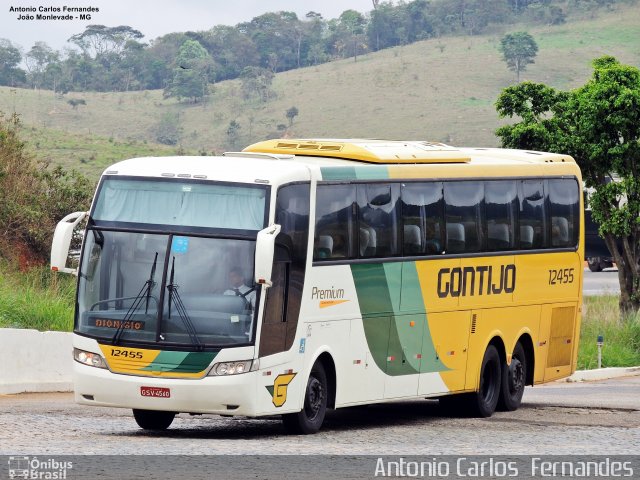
[8, 457, 73, 479]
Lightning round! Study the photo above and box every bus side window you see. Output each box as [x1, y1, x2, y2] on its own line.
[357, 183, 401, 258]
[401, 182, 444, 255]
[314, 185, 356, 260]
[444, 181, 484, 253]
[485, 180, 517, 251]
[519, 180, 547, 249]
[548, 179, 580, 248]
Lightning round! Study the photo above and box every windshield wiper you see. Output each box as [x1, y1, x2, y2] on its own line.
[166, 256, 203, 350]
[112, 252, 158, 345]
[145, 252, 158, 314]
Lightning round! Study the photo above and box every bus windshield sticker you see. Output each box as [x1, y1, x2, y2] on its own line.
[171, 236, 189, 254]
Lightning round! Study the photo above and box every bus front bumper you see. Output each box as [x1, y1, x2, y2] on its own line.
[73, 361, 259, 416]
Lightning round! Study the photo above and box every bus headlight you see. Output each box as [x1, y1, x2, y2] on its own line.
[73, 348, 107, 369]
[208, 359, 257, 376]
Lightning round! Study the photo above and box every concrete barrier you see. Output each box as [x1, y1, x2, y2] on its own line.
[0, 328, 73, 394]
[566, 366, 640, 382]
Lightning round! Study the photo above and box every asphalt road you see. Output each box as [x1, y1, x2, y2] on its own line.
[583, 268, 620, 296]
[0, 376, 638, 456]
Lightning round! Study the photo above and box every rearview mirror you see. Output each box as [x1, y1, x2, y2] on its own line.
[51, 211, 88, 275]
[254, 224, 281, 287]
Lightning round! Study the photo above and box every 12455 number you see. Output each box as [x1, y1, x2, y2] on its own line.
[548, 268, 575, 285]
[111, 348, 143, 359]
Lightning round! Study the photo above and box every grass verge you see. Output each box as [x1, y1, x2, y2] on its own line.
[578, 295, 640, 370]
[0, 264, 75, 332]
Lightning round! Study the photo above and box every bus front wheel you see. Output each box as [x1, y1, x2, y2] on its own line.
[132, 409, 175, 430]
[282, 362, 328, 434]
[497, 342, 527, 412]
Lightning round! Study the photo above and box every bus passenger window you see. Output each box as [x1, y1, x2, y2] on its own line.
[357, 183, 400, 258]
[314, 185, 356, 261]
[276, 184, 310, 263]
[485, 181, 517, 251]
[401, 182, 444, 255]
[548, 179, 579, 248]
[444, 182, 484, 253]
[519, 180, 547, 249]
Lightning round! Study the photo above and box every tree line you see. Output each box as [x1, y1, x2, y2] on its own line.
[0, 0, 626, 96]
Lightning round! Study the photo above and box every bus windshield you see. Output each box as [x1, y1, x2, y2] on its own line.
[92, 177, 267, 231]
[77, 231, 258, 347]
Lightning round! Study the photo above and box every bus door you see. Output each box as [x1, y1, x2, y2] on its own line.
[258, 184, 310, 359]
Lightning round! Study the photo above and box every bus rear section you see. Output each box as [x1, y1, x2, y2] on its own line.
[246, 139, 584, 421]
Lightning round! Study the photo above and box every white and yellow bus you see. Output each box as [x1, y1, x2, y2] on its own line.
[51, 139, 583, 434]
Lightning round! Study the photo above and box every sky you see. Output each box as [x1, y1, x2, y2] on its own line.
[1, 0, 375, 51]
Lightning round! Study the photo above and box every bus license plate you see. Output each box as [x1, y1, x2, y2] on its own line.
[140, 387, 170, 398]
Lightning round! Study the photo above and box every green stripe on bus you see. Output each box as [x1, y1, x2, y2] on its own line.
[171, 351, 218, 373]
[320, 166, 389, 181]
[355, 166, 389, 180]
[320, 167, 358, 181]
[140, 351, 216, 373]
[351, 262, 447, 376]
[351, 263, 394, 315]
[401, 262, 447, 374]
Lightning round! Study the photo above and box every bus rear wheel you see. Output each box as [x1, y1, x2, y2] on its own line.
[282, 362, 327, 434]
[498, 342, 527, 411]
[132, 409, 175, 430]
[467, 345, 502, 417]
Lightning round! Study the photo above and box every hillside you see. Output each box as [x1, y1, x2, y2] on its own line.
[1, 2, 639, 179]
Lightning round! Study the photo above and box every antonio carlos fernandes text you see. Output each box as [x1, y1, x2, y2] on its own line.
[374, 457, 634, 477]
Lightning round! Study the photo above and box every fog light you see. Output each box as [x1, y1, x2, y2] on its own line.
[73, 348, 107, 369]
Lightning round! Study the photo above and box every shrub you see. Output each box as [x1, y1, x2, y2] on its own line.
[0, 112, 94, 266]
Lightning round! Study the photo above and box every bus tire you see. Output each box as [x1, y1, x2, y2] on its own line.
[497, 342, 527, 412]
[467, 345, 502, 417]
[587, 257, 603, 272]
[282, 362, 327, 434]
[132, 409, 175, 430]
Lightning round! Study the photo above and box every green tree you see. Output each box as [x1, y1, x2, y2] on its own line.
[338, 10, 368, 61]
[25, 42, 59, 90]
[226, 120, 241, 149]
[0, 39, 26, 86]
[239, 11, 304, 72]
[163, 39, 212, 103]
[68, 25, 144, 58]
[240, 66, 275, 102]
[495, 56, 640, 314]
[286, 106, 299, 126]
[199, 26, 259, 80]
[499, 31, 538, 82]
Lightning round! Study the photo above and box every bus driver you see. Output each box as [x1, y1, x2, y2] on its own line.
[224, 267, 256, 310]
